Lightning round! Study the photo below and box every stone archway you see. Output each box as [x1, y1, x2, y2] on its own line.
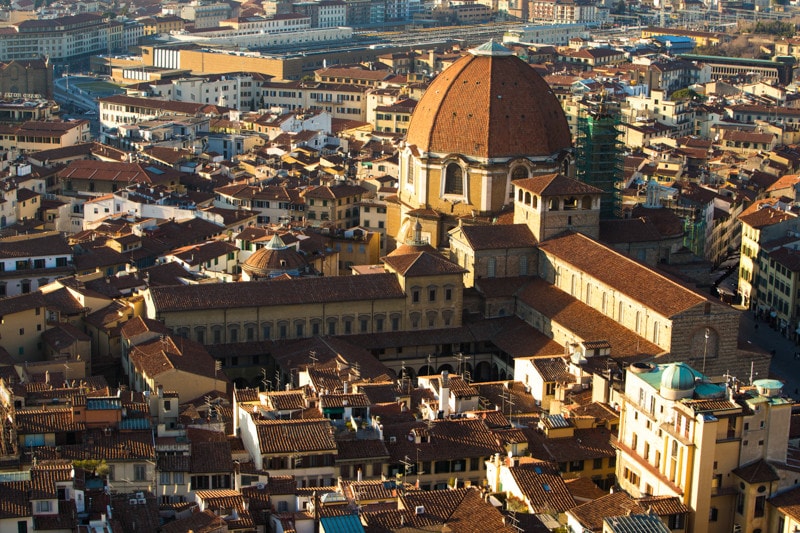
[419, 365, 435, 377]
[475, 361, 491, 381]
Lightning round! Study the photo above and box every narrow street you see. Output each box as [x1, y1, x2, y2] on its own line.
[737, 306, 800, 401]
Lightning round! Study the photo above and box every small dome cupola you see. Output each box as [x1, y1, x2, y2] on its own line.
[659, 362, 696, 400]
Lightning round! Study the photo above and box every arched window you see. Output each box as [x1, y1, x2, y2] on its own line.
[524, 192, 532, 205]
[406, 154, 414, 184]
[517, 189, 524, 202]
[444, 163, 464, 195]
[532, 195, 538, 208]
[512, 166, 528, 180]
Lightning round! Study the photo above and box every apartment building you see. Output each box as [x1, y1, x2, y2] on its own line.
[0, 231, 73, 298]
[98, 95, 227, 139]
[260, 80, 369, 121]
[737, 198, 800, 311]
[169, 15, 352, 48]
[615, 361, 794, 533]
[302, 184, 366, 228]
[624, 89, 696, 138]
[142, 73, 264, 112]
[214, 184, 304, 224]
[0, 13, 123, 62]
[173, 1, 234, 29]
[0, 120, 90, 153]
[293, 0, 347, 27]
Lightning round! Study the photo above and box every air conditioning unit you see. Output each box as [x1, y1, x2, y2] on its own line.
[129, 499, 138, 505]
[389, 436, 397, 444]
[135, 492, 144, 500]
[732, 525, 742, 533]
[256, 483, 265, 490]
[137, 498, 146, 504]
[415, 505, 425, 515]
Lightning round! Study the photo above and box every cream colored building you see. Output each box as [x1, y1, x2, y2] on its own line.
[615, 362, 794, 533]
[0, 120, 90, 154]
[448, 223, 538, 288]
[737, 199, 800, 311]
[145, 237, 465, 344]
[0, 292, 46, 362]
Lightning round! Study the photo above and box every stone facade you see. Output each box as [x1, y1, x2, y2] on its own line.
[0, 59, 53, 99]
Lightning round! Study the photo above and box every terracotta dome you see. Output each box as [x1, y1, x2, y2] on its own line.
[406, 41, 571, 159]
[242, 234, 307, 278]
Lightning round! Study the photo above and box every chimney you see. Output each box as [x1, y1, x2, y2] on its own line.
[440, 371, 450, 418]
[313, 491, 320, 533]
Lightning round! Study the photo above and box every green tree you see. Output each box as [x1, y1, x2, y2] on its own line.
[73, 459, 110, 477]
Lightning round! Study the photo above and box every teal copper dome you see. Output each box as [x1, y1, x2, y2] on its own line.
[659, 363, 696, 400]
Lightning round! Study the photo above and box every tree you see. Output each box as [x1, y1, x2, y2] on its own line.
[611, 0, 626, 14]
[73, 459, 110, 477]
[670, 87, 703, 101]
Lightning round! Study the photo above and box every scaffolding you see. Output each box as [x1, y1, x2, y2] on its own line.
[575, 101, 624, 219]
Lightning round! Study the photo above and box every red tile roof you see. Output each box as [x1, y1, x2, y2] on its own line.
[128, 335, 220, 380]
[148, 273, 405, 312]
[514, 173, 603, 196]
[0, 230, 71, 259]
[537, 232, 708, 318]
[99, 95, 229, 116]
[254, 419, 336, 455]
[0, 481, 30, 519]
[516, 279, 662, 359]
[508, 459, 576, 513]
[406, 50, 571, 159]
[455, 224, 537, 250]
[382, 250, 465, 277]
[739, 204, 796, 229]
[58, 160, 153, 184]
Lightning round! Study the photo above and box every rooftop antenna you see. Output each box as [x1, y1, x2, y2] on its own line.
[261, 367, 271, 391]
[454, 352, 464, 376]
[400, 456, 414, 492]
